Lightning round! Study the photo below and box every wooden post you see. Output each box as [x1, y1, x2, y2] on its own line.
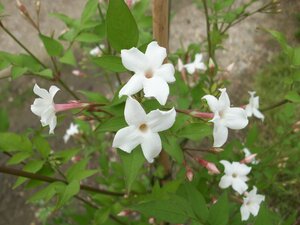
[152, 0, 172, 176]
[152, 0, 170, 51]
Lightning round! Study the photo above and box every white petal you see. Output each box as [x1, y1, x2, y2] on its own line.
[195, 62, 207, 71]
[194, 54, 203, 63]
[232, 179, 248, 194]
[212, 120, 228, 147]
[219, 175, 232, 189]
[249, 204, 260, 216]
[154, 63, 175, 83]
[121, 47, 149, 73]
[253, 108, 264, 121]
[240, 205, 250, 221]
[48, 115, 57, 134]
[112, 126, 142, 153]
[141, 132, 162, 163]
[220, 160, 233, 174]
[63, 133, 70, 143]
[253, 96, 259, 109]
[223, 107, 248, 130]
[145, 41, 166, 70]
[33, 84, 51, 99]
[184, 63, 195, 74]
[218, 88, 230, 111]
[119, 74, 144, 97]
[49, 85, 60, 99]
[124, 97, 147, 126]
[31, 99, 50, 116]
[245, 104, 253, 117]
[147, 108, 176, 132]
[202, 95, 219, 113]
[143, 76, 169, 105]
[235, 163, 252, 176]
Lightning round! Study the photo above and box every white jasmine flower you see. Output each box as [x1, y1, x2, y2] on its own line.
[119, 41, 175, 105]
[63, 123, 79, 143]
[89, 44, 105, 56]
[245, 91, 264, 121]
[31, 84, 60, 134]
[202, 88, 248, 147]
[240, 186, 265, 221]
[112, 97, 176, 163]
[242, 148, 259, 164]
[184, 53, 207, 74]
[31, 84, 89, 134]
[219, 160, 251, 194]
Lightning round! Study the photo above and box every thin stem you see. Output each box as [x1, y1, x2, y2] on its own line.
[115, 72, 122, 86]
[202, 0, 213, 58]
[0, 21, 47, 68]
[0, 165, 125, 196]
[261, 99, 289, 112]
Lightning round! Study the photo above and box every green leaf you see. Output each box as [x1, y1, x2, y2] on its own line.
[78, 90, 109, 104]
[254, 204, 274, 225]
[285, 91, 300, 103]
[50, 13, 77, 27]
[35, 69, 53, 79]
[92, 55, 126, 72]
[96, 116, 127, 132]
[11, 66, 28, 79]
[106, 0, 139, 51]
[177, 183, 209, 222]
[57, 180, 80, 208]
[131, 195, 194, 224]
[7, 152, 32, 165]
[33, 136, 51, 158]
[28, 182, 65, 203]
[81, 0, 99, 25]
[0, 109, 9, 131]
[178, 122, 212, 141]
[13, 160, 45, 188]
[59, 49, 76, 66]
[66, 159, 88, 181]
[0, 133, 32, 152]
[161, 135, 184, 163]
[94, 208, 111, 224]
[39, 34, 64, 56]
[75, 32, 103, 43]
[119, 148, 145, 191]
[208, 192, 229, 225]
[54, 149, 80, 163]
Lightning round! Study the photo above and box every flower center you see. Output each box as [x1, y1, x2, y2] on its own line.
[139, 123, 148, 132]
[145, 70, 153, 79]
[232, 173, 237, 178]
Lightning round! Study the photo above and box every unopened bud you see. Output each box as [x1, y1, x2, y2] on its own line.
[35, 0, 41, 13]
[177, 58, 184, 72]
[16, 0, 28, 15]
[72, 70, 85, 77]
[148, 217, 155, 224]
[71, 156, 81, 163]
[226, 63, 234, 72]
[208, 58, 215, 71]
[211, 196, 218, 204]
[186, 168, 194, 182]
[240, 154, 257, 164]
[117, 210, 131, 217]
[197, 158, 220, 174]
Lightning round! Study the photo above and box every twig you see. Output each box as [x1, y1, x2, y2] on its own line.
[261, 99, 289, 112]
[202, 0, 213, 58]
[0, 165, 125, 196]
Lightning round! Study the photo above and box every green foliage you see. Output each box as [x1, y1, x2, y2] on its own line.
[106, 0, 139, 51]
[119, 148, 145, 191]
[92, 55, 126, 72]
[39, 34, 64, 57]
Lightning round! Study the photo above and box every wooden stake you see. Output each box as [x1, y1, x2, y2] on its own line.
[152, 0, 172, 176]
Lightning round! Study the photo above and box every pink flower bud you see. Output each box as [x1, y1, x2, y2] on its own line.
[208, 58, 215, 72]
[71, 156, 81, 163]
[117, 210, 130, 217]
[240, 154, 257, 164]
[54, 102, 90, 112]
[197, 158, 220, 175]
[186, 168, 194, 182]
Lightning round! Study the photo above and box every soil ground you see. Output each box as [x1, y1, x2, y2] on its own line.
[0, 0, 299, 224]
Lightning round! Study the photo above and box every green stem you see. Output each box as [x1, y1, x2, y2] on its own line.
[202, 0, 213, 59]
[0, 21, 47, 69]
